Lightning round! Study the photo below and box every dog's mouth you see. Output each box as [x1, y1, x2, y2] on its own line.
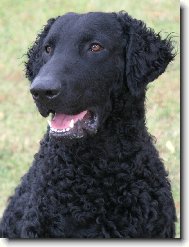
[48, 110, 98, 139]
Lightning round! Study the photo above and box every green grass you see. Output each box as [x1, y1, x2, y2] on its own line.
[0, 0, 180, 237]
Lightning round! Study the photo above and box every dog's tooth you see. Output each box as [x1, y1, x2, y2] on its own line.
[69, 119, 74, 128]
[66, 128, 70, 131]
[47, 120, 51, 127]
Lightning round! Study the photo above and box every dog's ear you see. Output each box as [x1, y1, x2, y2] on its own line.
[117, 12, 175, 96]
[25, 17, 58, 81]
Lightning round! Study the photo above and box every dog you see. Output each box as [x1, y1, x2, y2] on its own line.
[0, 11, 176, 238]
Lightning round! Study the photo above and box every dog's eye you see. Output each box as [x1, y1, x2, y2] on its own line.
[45, 45, 52, 54]
[90, 43, 103, 52]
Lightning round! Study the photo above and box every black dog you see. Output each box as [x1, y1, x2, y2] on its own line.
[0, 12, 176, 238]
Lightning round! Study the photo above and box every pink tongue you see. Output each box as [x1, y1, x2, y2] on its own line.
[51, 110, 87, 129]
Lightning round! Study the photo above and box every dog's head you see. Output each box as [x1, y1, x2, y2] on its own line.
[26, 12, 174, 141]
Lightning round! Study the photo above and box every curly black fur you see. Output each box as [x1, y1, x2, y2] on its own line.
[0, 11, 176, 238]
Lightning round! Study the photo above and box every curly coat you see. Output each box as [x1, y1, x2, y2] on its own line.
[0, 11, 176, 238]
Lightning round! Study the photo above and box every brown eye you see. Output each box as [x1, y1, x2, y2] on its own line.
[45, 45, 52, 54]
[90, 43, 103, 52]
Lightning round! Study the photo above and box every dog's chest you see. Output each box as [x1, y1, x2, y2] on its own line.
[38, 150, 133, 237]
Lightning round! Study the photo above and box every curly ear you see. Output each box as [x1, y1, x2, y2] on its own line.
[117, 12, 175, 96]
[25, 17, 59, 81]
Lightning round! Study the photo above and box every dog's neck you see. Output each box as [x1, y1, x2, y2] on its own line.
[109, 88, 146, 128]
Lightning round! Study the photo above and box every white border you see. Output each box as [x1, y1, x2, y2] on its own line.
[0, 1, 186, 247]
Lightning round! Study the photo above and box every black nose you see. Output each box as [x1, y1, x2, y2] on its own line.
[30, 77, 61, 101]
[30, 88, 59, 100]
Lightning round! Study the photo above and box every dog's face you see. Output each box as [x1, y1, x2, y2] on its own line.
[29, 13, 124, 140]
[27, 12, 174, 141]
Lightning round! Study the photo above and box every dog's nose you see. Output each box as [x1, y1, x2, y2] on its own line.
[30, 87, 60, 100]
[30, 77, 61, 101]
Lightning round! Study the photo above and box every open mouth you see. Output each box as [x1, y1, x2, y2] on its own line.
[48, 110, 98, 139]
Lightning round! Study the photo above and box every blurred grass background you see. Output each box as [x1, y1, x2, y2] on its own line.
[0, 0, 180, 238]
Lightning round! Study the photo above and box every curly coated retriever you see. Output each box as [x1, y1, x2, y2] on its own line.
[0, 11, 176, 238]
